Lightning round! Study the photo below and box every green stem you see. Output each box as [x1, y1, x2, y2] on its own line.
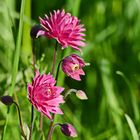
[46, 115, 55, 140]
[9, 0, 25, 96]
[55, 60, 62, 84]
[64, 89, 77, 99]
[14, 102, 27, 140]
[51, 42, 58, 74]
[29, 39, 36, 140]
[2, 0, 25, 139]
[46, 42, 59, 140]
[46, 123, 60, 139]
[39, 113, 43, 131]
[29, 105, 34, 140]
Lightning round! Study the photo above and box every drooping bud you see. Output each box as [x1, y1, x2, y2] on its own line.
[30, 25, 43, 39]
[76, 90, 88, 100]
[60, 123, 77, 137]
[0, 95, 14, 106]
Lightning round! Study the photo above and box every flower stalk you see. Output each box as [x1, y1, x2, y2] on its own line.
[64, 89, 77, 99]
[14, 102, 27, 140]
[29, 38, 36, 140]
[46, 42, 59, 140]
[51, 42, 58, 74]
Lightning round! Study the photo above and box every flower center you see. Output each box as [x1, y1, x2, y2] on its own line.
[72, 64, 79, 71]
[46, 88, 53, 98]
[48, 89, 51, 93]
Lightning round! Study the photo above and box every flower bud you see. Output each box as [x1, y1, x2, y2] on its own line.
[30, 25, 43, 39]
[0, 95, 14, 106]
[62, 54, 86, 81]
[76, 90, 88, 100]
[60, 123, 77, 137]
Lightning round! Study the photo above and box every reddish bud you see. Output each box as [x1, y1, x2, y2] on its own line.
[60, 123, 77, 137]
[30, 25, 43, 39]
[0, 95, 14, 106]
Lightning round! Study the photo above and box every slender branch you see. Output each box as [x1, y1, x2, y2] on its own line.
[46, 42, 59, 140]
[51, 42, 58, 74]
[14, 102, 27, 140]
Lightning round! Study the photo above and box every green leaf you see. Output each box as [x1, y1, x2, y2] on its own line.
[125, 114, 139, 140]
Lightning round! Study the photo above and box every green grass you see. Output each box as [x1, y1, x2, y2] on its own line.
[0, 0, 140, 140]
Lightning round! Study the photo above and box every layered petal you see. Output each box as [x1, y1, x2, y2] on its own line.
[62, 54, 86, 81]
[27, 71, 64, 120]
[38, 9, 86, 52]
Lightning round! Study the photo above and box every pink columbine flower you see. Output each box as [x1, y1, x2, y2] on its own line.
[27, 71, 64, 120]
[62, 54, 85, 81]
[60, 123, 77, 137]
[37, 9, 86, 52]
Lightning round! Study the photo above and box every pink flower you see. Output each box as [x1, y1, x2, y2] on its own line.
[62, 54, 85, 81]
[37, 9, 86, 52]
[60, 123, 77, 137]
[27, 71, 64, 120]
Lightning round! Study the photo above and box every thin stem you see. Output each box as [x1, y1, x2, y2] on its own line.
[39, 113, 43, 131]
[51, 42, 58, 74]
[32, 40, 36, 72]
[64, 89, 77, 99]
[46, 123, 60, 140]
[46, 42, 59, 140]
[29, 39, 36, 140]
[29, 105, 34, 140]
[46, 115, 55, 140]
[55, 60, 62, 84]
[14, 102, 27, 140]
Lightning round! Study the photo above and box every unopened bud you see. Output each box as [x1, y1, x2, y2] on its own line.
[0, 95, 14, 106]
[30, 25, 43, 39]
[60, 123, 77, 137]
[76, 90, 88, 100]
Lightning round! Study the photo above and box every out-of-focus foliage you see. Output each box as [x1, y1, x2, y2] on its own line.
[0, 0, 140, 140]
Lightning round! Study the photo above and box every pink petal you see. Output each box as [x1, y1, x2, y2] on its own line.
[41, 108, 52, 120]
[36, 30, 46, 38]
[78, 69, 85, 75]
[70, 73, 81, 81]
[38, 10, 86, 52]
[47, 106, 63, 114]
[46, 95, 65, 106]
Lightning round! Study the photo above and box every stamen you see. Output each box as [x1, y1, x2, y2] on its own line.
[72, 64, 79, 71]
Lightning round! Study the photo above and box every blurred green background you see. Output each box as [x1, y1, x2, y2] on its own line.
[0, 0, 140, 140]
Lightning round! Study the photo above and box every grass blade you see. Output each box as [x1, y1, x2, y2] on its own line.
[2, 0, 25, 139]
[9, 0, 25, 96]
[125, 114, 139, 140]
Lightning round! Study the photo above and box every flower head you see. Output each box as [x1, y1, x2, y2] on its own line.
[37, 9, 86, 52]
[62, 54, 85, 81]
[27, 71, 64, 120]
[60, 123, 77, 137]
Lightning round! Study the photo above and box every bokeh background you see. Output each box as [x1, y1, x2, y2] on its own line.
[0, 0, 140, 140]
